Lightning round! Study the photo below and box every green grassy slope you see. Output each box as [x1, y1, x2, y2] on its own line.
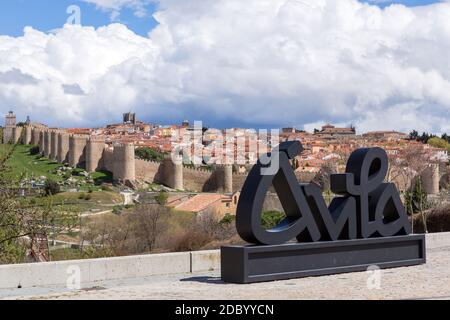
[2, 144, 61, 181]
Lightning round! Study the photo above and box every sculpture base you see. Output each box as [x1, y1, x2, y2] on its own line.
[221, 235, 426, 284]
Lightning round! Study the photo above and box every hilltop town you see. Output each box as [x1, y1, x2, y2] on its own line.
[2, 110, 448, 196]
[1, 110, 449, 263]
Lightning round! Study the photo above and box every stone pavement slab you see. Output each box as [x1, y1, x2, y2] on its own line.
[2, 246, 449, 300]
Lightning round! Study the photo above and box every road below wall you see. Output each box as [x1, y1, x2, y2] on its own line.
[2, 244, 450, 300]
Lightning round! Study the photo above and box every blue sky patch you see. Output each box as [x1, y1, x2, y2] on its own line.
[0, 0, 443, 37]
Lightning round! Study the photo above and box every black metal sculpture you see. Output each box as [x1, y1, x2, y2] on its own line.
[236, 141, 411, 245]
[221, 141, 426, 284]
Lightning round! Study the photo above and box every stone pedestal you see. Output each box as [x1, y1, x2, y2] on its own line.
[221, 235, 426, 284]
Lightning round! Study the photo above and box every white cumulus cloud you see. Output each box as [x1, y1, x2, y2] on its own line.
[1, 0, 450, 133]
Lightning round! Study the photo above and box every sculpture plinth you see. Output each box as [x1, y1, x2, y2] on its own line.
[221, 141, 426, 284]
[222, 235, 425, 284]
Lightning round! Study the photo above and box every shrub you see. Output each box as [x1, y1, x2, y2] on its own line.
[220, 213, 234, 224]
[44, 179, 60, 196]
[172, 230, 213, 252]
[112, 205, 123, 215]
[72, 168, 84, 176]
[101, 185, 113, 192]
[196, 209, 236, 241]
[413, 204, 450, 233]
[29, 146, 40, 155]
[261, 211, 285, 229]
[78, 193, 86, 200]
[84, 194, 92, 201]
[155, 191, 169, 205]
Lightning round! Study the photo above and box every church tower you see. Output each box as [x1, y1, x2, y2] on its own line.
[3, 111, 16, 144]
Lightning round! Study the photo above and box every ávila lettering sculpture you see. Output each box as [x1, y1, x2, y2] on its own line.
[221, 141, 426, 284]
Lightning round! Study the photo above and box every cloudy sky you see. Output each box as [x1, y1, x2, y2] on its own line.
[0, 0, 449, 134]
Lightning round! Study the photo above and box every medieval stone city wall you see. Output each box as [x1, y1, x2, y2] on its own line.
[86, 138, 106, 173]
[135, 159, 162, 183]
[2, 128, 12, 144]
[3, 122, 444, 195]
[232, 173, 248, 193]
[23, 126, 32, 145]
[102, 147, 115, 173]
[44, 131, 52, 158]
[113, 144, 136, 182]
[12, 127, 22, 145]
[50, 131, 58, 161]
[57, 132, 70, 164]
[69, 135, 88, 168]
[31, 128, 40, 146]
[182, 165, 217, 192]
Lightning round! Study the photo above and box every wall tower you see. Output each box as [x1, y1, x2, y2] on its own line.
[69, 135, 88, 168]
[421, 164, 440, 195]
[23, 126, 32, 145]
[3, 111, 16, 144]
[86, 138, 106, 173]
[113, 143, 136, 182]
[44, 131, 51, 158]
[50, 131, 59, 160]
[57, 132, 70, 164]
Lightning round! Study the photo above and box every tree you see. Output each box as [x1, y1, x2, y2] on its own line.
[129, 204, 169, 252]
[84, 204, 169, 255]
[44, 179, 60, 196]
[417, 132, 436, 143]
[0, 145, 77, 264]
[196, 208, 236, 242]
[0, 194, 28, 263]
[1, 180, 77, 264]
[384, 143, 434, 233]
[82, 213, 130, 256]
[405, 179, 428, 214]
[428, 137, 450, 152]
[135, 147, 166, 162]
[312, 162, 336, 192]
[405, 178, 429, 233]
[409, 130, 419, 141]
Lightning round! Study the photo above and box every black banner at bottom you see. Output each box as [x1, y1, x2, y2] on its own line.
[0, 300, 445, 319]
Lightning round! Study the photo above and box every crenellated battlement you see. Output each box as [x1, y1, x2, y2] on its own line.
[182, 165, 214, 174]
[3, 116, 327, 193]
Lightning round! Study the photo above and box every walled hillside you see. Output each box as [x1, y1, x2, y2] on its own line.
[3, 123, 444, 195]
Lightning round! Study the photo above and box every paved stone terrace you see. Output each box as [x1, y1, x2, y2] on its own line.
[1, 245, 449, 300]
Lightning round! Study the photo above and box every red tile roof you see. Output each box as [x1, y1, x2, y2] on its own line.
[174, 194, 225, 213]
